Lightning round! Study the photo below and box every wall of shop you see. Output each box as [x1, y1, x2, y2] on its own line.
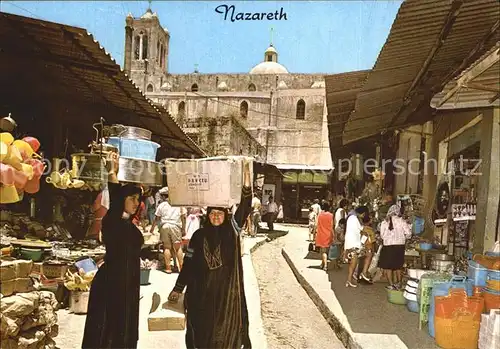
[422, 107, 499, 252]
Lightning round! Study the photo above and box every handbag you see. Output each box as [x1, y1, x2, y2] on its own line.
[328, 244, 340, 260]
[368, 245, 383, 274]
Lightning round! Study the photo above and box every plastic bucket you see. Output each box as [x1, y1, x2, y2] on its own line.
[413, 216, 425, 235]
[107, 137, 160, 161]
[69, 291, 90, 314]
[468, 260, 489, 287]
[140, 269, 151, 285]
[429, 276, 473, 338]
[406, 300, 419, 313]
[483, 288, 500, 312]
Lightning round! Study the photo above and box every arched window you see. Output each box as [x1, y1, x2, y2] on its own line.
[142, 34, 148, 60]
[296, 99, 306, 120]
[178, 101, 185, 117]
[240, 101, 248, 118]
[191, 83, 199, 92]
[156, 41, 160, 61]
[134, 36, 140, 59]
[248, 83, 256, 91]
[146, 84, 154, 92]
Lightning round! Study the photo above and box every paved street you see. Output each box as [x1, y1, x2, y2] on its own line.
[253, 232, 344, 349]
[277, 224, 439, 349]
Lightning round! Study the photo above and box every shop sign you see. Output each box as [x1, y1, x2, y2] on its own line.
[313, 173, 328, 184]
[283, 171, 298, 183]
[298, 171, 313, 183]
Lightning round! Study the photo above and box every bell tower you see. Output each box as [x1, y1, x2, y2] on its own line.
[123, 3, 170, 93]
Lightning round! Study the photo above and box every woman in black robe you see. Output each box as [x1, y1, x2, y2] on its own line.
[82, 162, 144, 349]
[169, 161, 253, 349]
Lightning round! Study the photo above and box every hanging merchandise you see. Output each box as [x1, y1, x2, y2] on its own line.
[0, 115, 44, 203]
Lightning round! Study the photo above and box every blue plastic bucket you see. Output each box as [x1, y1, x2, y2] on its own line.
[488, 269, 500, 281]
[468, 260, 489, 287]
[413, 216, 425, 235]
[328, 244, 340, 260]
[107, 137, 160, 161]
[428, 275, 473, 338]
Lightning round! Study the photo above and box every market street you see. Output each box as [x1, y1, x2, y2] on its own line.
[253, 231, 344, 349]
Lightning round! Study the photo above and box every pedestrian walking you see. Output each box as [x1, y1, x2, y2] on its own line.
[308, 208, 317, 242]
[82, 155, 143, 349]
[315, 201, 334, 272]
[250, 193, 261, 237]
[266, 195, 278, 231]
[168, 161, 253, 349]
[150, 187, 186, 273]
[344, 206, 369, 288]
[276, 201, 284, 223]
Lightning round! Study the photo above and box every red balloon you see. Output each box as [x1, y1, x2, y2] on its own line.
[23, 137, 41, 152]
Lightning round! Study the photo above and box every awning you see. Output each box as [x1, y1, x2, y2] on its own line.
[272, 164, 333, 171]
[431, 43, 500, 109]
[0, 12, 205, 158]
[324, 70, 370, 151]
[339, 0, 499, 145]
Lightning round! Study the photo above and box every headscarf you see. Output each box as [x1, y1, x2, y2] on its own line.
[104, 184, 143, 221]
[386, 204, 401, 231]
[386, 204, 401, 219]
[204, 206, 230, 229]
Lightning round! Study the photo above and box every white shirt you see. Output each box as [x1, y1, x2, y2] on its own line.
[155, 201, 186, 228]
[252, 197, 261, 213]
[311, 203, 321, 216]
[344, 215, 363, 250]
[334, 208, 345, 229]
[268, 201, 278, 213]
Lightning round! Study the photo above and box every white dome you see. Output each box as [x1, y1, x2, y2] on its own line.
[265, 46, 277, 54]
[249, 62, 289, 75]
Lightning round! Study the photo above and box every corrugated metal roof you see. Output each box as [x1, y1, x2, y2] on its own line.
[341, 0, 500, 144]
[0, 12, 205, 158]
[431, 43, 500, 109]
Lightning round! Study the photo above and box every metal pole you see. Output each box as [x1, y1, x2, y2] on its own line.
[265, 91, 273, 163]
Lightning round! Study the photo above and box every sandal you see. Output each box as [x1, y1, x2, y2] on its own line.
[345, 281, 357, 288]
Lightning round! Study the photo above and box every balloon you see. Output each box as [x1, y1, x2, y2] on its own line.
[0, 163, 15, 186]
[24, 176, 40, 194]
[0, 132, 14, 145]
[3, 145, 22, 170]
[12, 167, 28, 189]
[0, 184, 20, 204]
[0, 142, 10, 162]
[13, 140, 35, 159]
[25, 158, 45, 177]
[22, 137, 40, 152]
[21, 163, 34, 180]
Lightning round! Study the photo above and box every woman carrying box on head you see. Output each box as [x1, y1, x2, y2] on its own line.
[168, 159, 253, 349]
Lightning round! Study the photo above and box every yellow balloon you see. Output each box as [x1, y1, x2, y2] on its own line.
[13, 140, 35, 157]
[0, 133, 14, 145]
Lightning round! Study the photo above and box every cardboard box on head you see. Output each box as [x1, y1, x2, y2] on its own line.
[165, 156, 254, 208]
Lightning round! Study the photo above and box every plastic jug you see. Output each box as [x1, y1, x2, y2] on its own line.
[428, 275, 473, 337]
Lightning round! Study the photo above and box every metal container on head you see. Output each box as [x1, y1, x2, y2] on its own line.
[117, 157, 163, 186]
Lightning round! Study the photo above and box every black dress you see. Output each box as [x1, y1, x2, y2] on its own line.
[173, 186, 253, 349]
[82, 183, 144, 349]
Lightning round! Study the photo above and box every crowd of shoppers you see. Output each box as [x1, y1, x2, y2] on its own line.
[309, 196, 412, 290]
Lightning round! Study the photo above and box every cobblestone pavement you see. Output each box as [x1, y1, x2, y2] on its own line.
[252, 233, 344, 349]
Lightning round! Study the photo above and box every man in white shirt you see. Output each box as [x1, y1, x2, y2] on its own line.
[150, 187, 186, 273]
[311, 199, 321, 225]
[266, 196, 278, 231]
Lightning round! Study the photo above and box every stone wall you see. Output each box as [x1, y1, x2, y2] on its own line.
[160, 73, 326, 92]
[181, 116, 264, 158]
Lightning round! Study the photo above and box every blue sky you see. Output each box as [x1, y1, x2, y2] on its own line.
[1, 1, 403, 74]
